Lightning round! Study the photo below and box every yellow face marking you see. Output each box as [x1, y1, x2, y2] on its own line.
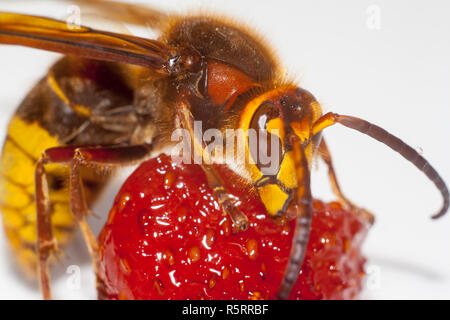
[266, 117, 284, 138]
[257, 183, 289, 217]
[266, 117, 285, 149]
[248, 162, 263, 181]
[277, 151, 297, 189]
[240, 86, 296, 182]
[238, 87, 323, 219]
[239, 85, 297, 133]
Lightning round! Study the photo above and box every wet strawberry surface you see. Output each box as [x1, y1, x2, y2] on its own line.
[97, 155, 369, 300]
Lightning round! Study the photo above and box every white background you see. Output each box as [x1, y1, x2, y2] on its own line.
[0, 0, 449, 299]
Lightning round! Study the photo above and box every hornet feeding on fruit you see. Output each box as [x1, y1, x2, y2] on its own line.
[0, 0, 447, 299]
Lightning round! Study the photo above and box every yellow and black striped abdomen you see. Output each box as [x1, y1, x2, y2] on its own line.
[0, 115, 75, 276]
[0, 57, 136, 277]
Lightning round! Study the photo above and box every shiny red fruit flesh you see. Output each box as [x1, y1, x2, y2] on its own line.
[97, 155, 369, 300]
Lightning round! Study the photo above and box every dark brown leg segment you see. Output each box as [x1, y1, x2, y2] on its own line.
[36, 144, 152, 299]
[174, 100, 249, 231]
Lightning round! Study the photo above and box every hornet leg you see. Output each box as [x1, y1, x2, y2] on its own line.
[36, 144, 152, 299]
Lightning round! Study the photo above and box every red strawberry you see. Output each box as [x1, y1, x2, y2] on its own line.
[97, 155, 369, 300]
